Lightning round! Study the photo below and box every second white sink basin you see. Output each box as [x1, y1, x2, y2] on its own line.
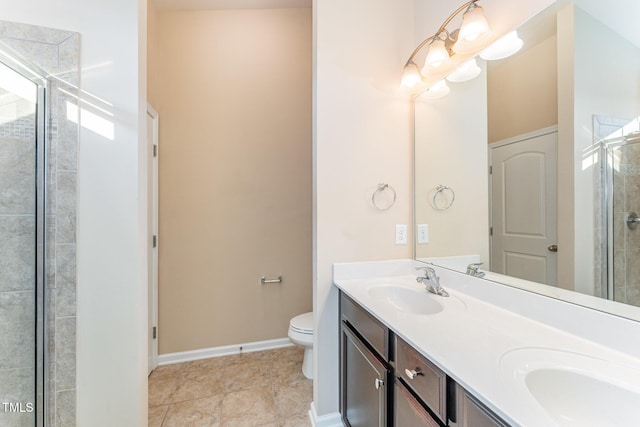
[526, 368, 640, 426]
[500, 347, 640, 426]
[368, 285, 443, 315]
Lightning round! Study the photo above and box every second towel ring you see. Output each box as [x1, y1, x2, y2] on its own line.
[432, 185, 455, 211]
[372, 183, 396, 211]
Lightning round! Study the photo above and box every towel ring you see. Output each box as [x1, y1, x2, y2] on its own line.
[372, 183, 396, 211]
[432, 185, 455, 211]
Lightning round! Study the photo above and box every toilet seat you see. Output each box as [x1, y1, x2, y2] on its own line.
[289, 312, 313, 335]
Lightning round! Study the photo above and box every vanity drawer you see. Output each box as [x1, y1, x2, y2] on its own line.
[340, 292, 389, 360]
[395, 336, 446, 422]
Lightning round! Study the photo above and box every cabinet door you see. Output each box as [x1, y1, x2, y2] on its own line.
[452, 384, 509, 427]
[341, 324, 390, 427]
[395, 379, 441, 427]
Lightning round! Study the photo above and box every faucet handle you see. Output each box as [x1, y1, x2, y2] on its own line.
[415, 266, 435, 276]
[466, 262, 486, 278]
[415, 266, 438, 283]
[466, 262, 482, 272]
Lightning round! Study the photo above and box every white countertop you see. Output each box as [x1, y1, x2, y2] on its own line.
[333, 260, 640, 426]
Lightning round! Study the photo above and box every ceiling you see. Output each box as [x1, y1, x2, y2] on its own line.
[154, 0, 311, 10]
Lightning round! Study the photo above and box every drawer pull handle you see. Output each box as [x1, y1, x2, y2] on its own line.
[375, 378, 385, 390]
[405, 368, 423, 380]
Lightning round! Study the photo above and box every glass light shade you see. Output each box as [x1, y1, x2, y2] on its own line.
[401, 62, 423, 89]
[480, 31, 523, 61]
[446, 58, 482, 83]
[422, 80, 450, 99]
[424, 38, 450, 70]
[458, 5, 490, 42]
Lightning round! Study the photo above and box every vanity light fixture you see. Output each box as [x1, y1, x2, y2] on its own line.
[401, 1, 526, 96]
[480, 31, 524, 60]
[454, 2, 491, 53]
[401, 61, 423, 89]
[401, 0, 492, 87]
[424, 36, 450, 70]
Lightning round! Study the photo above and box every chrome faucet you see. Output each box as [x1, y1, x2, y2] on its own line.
[416, 267, 449, 297]
[465, 262, 485, 278]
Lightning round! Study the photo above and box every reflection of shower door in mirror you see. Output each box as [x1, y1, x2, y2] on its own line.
[605, 129, 640, 307]
[490, 129, 558, 286]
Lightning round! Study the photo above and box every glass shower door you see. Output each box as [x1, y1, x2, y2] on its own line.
[600, 112, 640, 308]
[0, 58, 42, 426]
[607, 132, 640, 308]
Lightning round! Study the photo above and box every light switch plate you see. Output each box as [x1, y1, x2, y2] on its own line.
[396, 224, 408, 245]
[417, 224, 429, 244]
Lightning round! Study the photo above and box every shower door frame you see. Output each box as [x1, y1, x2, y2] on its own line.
[600, 118, 640, 305]
[0, 49, 49, 427]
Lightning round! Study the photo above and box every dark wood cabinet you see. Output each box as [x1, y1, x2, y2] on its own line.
[450, 383, 509, 427]
[339, 291, 509, 427]
[340, 293, 391, 427]
[395, 335, 447, 424]
[341, 324, 390, 427]
[394, 378, 441, 427]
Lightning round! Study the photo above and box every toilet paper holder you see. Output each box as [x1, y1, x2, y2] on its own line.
[261, 276, 282, 284]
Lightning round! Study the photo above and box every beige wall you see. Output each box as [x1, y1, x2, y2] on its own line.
[488, 34, 558, 143]
[313, 0, 415, 416]
[153, 8, 312, 354]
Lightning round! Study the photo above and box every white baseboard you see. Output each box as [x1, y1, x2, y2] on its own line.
[158, 337, 293, 365]
[309, 402, 343, 427]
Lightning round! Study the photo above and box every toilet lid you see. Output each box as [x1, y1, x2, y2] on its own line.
[290, 312, 313, 334]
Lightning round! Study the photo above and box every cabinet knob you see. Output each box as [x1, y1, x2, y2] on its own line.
[405, 368, 423, 380]
[374, 378, 385, 390]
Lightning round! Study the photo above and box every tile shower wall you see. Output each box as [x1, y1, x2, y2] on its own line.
[0, 98, 37, 427]
[0, 21, 79, 427]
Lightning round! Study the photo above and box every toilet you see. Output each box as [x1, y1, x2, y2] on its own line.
[288, 312, 314, 379]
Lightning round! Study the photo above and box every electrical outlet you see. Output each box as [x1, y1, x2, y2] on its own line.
[396, 224, 408, 245]
[417, 224, 429, 244]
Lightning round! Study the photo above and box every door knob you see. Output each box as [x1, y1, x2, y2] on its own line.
[548, 245, 558, 252]
[374, 378, 384, 390]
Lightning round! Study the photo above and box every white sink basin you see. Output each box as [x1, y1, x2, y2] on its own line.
[368, 285, 443, 315]
[500, 348, 640, 426]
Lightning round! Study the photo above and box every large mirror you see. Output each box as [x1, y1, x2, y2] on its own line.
[414, 0, 640, 321]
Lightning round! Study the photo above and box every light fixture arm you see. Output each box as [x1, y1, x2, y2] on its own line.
[404, 0, 478, 66]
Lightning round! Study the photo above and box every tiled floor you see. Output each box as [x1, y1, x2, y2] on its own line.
[148, 346, 313, 427]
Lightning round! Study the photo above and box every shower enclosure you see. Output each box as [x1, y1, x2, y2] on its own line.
[0, 52, 46, 426]
[600, 116, 640, 308]
[0, 21, 80, 427]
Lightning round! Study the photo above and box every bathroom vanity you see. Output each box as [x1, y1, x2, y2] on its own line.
[340, 292, 506, 427]
[334, 260, 640, 427]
